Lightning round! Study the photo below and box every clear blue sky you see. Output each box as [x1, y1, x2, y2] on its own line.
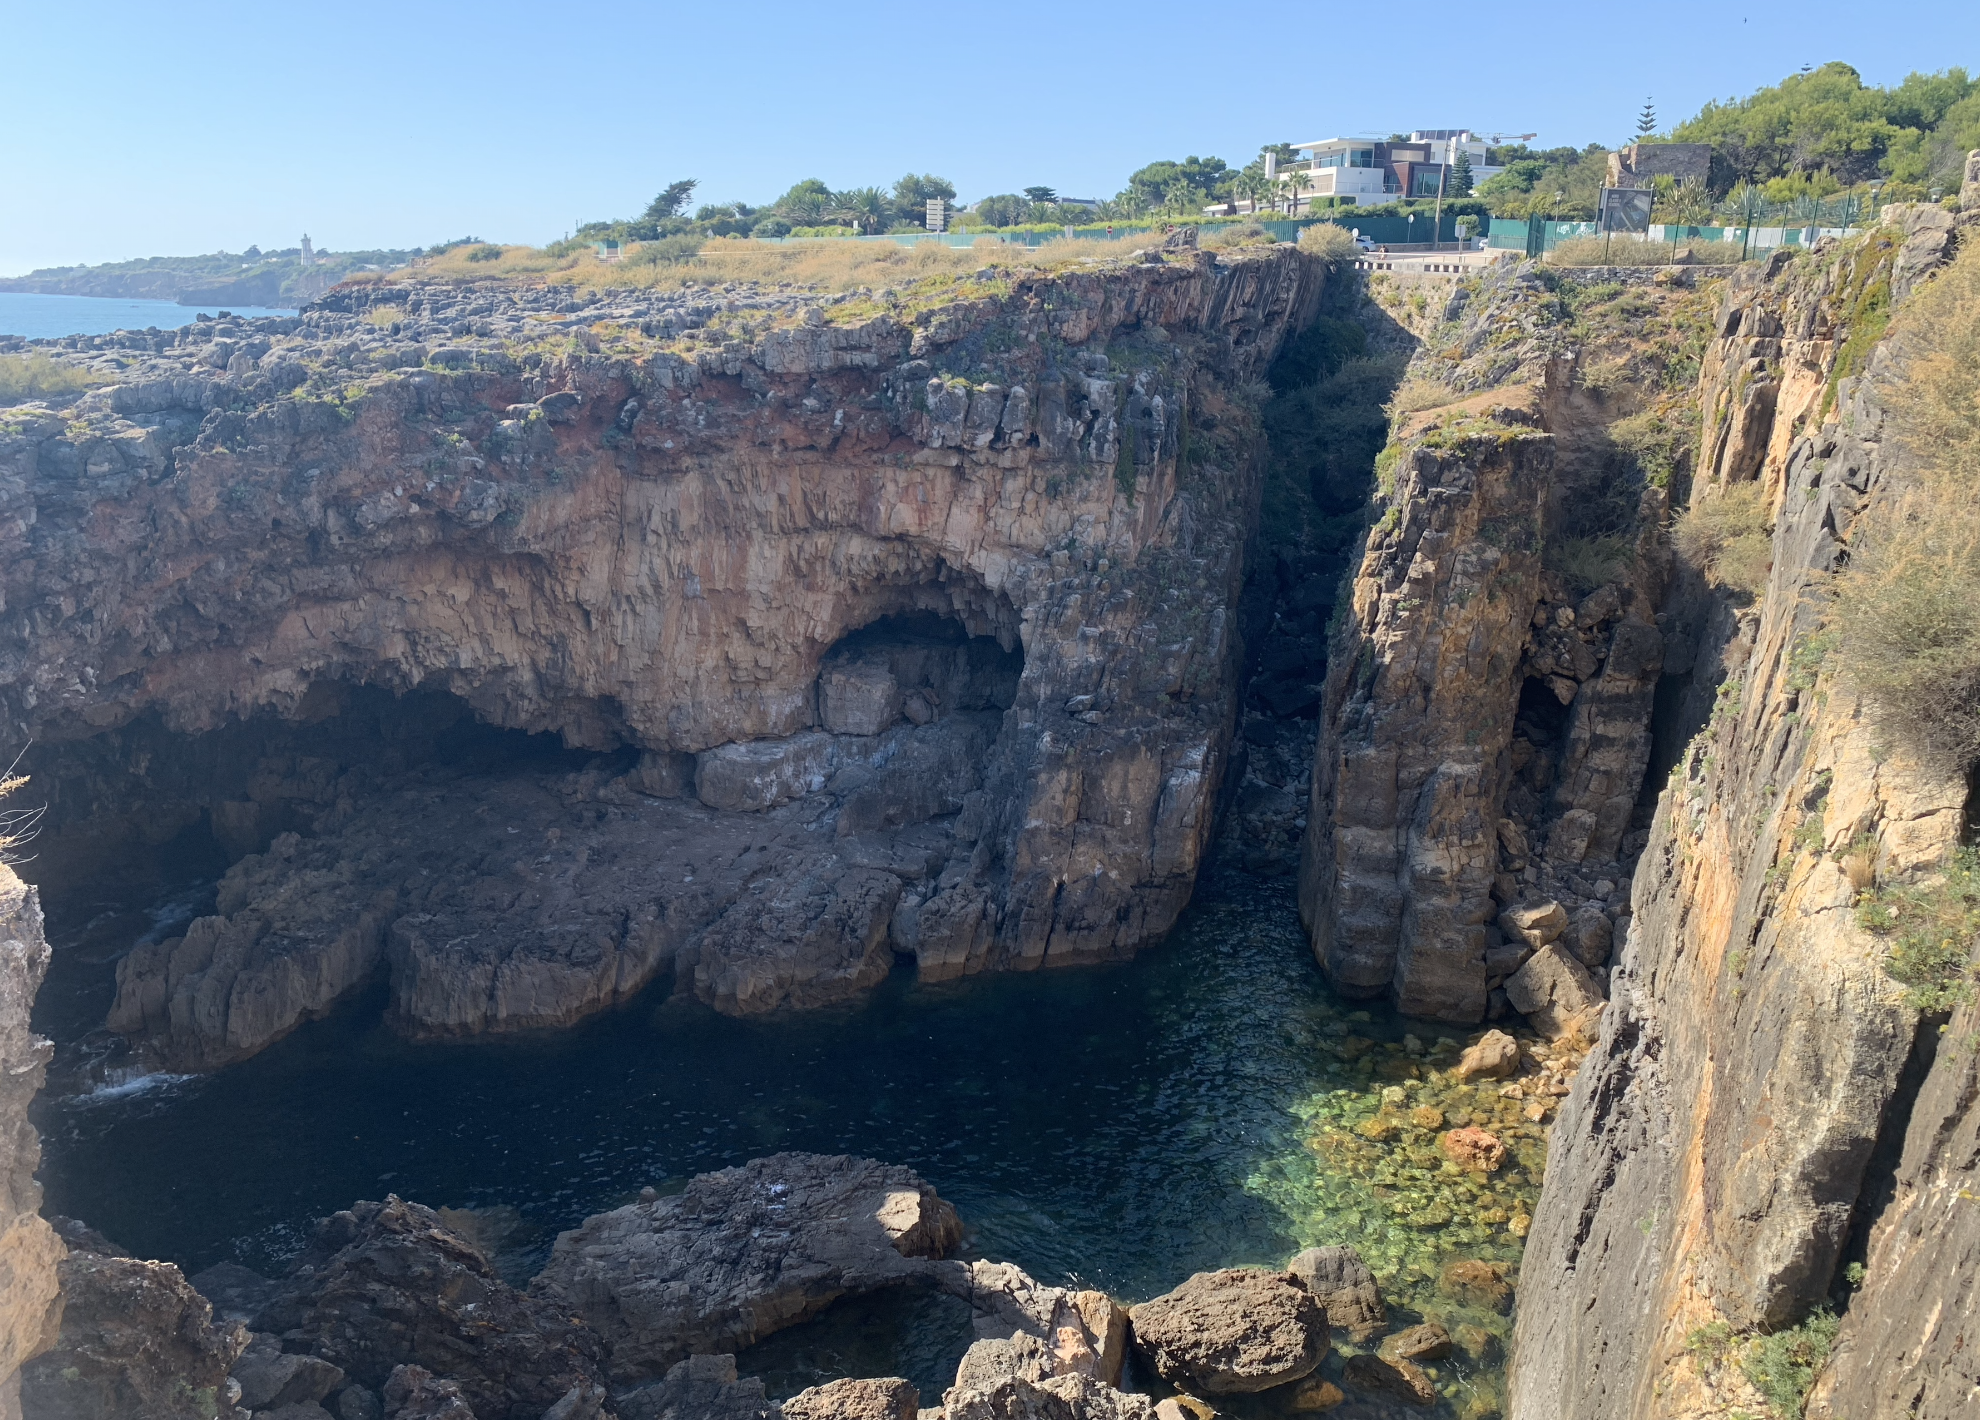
[7, 0, 1976, 275]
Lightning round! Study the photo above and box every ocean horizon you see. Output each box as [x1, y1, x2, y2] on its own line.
[1, 292, 297, 340]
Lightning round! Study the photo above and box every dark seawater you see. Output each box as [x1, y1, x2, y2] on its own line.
[37, 872, 1375, 1292]
[0, 293, 294, 339]
[34, 867, 1533, 1414]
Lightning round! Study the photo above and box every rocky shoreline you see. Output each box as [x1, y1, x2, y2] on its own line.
[18, 1147, 1545, 1420]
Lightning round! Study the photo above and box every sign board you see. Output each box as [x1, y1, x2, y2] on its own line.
[925, 199, 948, 233]
[1598, 187, 1654, 235]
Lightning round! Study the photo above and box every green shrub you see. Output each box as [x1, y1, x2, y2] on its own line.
[464, 244, 505, 262]
[1297, 222, 1358, 260]
[1674, 483, 1772, 596]
[1740, 1310, 1839, 1418]
[1609, 409, 1692, 488]
[1856, 846, 1980, 1012]
[1202, 221, 1274, 250]
[0, 354, 108, 406]
[627, 235, 704, 267]
[1548, 534, 1635, 591]
[1830, 240, 1980, 770]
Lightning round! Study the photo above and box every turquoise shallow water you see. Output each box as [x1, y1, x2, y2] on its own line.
[0, 292, 294, 338]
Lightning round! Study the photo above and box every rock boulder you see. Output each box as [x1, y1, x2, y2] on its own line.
[19, 1239, 248, 1420]
[1126, 1268, 1327, 1395]
[1284, 1247, 1385, 1342]
[254, 1196, 608, 1420]
[532, 1153, 960, 1383]
[1502, 943, 1605, 1040]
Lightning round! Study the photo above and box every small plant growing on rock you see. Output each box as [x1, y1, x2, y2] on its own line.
[0, 762, 38, 864]
[1741, 1310, 1839, 1418]
[1855, 846, 1980, 1013]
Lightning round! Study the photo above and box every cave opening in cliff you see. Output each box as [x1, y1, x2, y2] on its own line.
[20, 682, 622, 1041]
[815, 610, 1025, 732]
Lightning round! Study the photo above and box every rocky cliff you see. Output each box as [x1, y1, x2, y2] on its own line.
[1509, 201, 1980, 1420]
[1300, 263, 1694, 1024]
[0, 868, 63, 1418]
[2, 245, 1323, 1067]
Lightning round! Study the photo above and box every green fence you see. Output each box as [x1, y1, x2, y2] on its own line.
[1487, 217, 1864, 257]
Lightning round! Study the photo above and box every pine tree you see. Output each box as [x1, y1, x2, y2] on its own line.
[1449, 150, 1474, 197]
[1636, 99, 1657, 140]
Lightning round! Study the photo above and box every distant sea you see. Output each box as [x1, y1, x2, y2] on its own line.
[0, 293, 296, 340]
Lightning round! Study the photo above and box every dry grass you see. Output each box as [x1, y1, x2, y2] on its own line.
[1548, 236, 1747, 268]
[1385, 377, 1466, 417]
[0, 762, 37, 863]
[0, 353, 109, 406]
[1829, 240, 1980, 769]
[1674, 482, 1773, 595]
[370, 237, 1010, 294]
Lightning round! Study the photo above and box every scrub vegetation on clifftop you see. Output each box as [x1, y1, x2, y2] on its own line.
[1830, 238, 1980, 772]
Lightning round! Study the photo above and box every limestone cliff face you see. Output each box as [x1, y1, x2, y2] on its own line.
[1509, 205, 1977, 1420]
[0, 868, 63, 1418]
[1300, 265, 1682, 1023]
[2, 249, 1322, 1066]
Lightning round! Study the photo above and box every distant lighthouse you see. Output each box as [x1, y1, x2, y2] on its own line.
[300, 234, 315, 267]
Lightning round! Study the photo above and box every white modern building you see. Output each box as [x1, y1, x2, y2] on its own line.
[1258, 130, 1506, 209]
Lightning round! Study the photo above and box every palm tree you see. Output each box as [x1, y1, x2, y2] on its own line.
[832, 187, 891, 234]
[1282, 170, 1311, 216]
[779, 193, 831, 227]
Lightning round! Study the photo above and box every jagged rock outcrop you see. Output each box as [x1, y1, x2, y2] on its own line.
[250, 1196, 611, 1420]
[532, 1153, 961, 1385]
[19, 1221, 248, 1420]
[1509, 202, 1979, 1420]
[1300, 264, 1675, 1022]
[0, 867, 62, 1419]
[4, 248, 1323, 1067]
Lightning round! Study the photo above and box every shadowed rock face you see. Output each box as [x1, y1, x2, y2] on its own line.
[4, 250, 1323, 1068]
[252, 1195, 611, 1420]
[1508, 204, 1980, 1420]
[532, 1152, 963, 1385]
[1300, 264, 1669, 1024]
[19, 1221, 247, 1420]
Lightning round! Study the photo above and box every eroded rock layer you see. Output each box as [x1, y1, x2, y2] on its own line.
[1300, 265, 1679, 1023]
[2, 248, 1322, 1066]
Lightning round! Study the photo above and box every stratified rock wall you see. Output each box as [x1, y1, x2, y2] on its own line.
[1300, 268, 1675, 1023]
[1510, 205, 1977, 1420]
[2, 249, 1322, 1065]
[0, 867, 62, 1419]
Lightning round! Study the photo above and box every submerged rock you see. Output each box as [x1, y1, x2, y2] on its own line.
[533, 1153, 961, 1384]
[1127, 1268, 1327, 1394]
[1341, 1352, 1436, 1406]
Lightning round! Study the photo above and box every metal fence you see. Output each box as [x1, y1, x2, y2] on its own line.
[1485, 217, 1863, 257]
